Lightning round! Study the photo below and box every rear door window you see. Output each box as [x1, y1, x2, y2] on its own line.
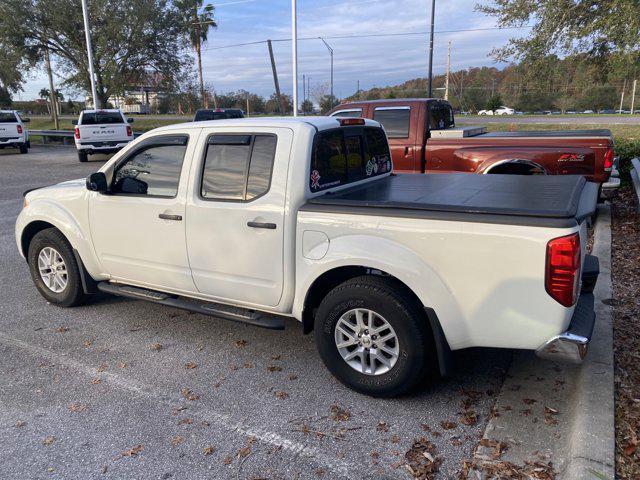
[81, 111, 124, 125]
[310, 127, 391, 192]
[201, 134, 277, 201]
[0, 113, 18, 123]
[372, 107, 410, 138]
[429, 102, 455, 130]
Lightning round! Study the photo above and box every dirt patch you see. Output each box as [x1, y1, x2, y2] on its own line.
[611, 187, 640, 479]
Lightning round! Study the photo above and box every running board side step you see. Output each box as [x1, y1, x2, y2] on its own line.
[96, 282, 285, 330]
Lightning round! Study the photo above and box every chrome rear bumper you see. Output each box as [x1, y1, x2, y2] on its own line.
[536, 255, 598, 364]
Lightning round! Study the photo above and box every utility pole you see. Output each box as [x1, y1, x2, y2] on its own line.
[444, 40, 451, 101]
[246, 93, 250, 117]
[357, 80, 360, 99]
[291, 0, 298, 117]
[267, 40, 286, 114]
[319, 37, 334, 104]
[80, 0, 99, 109]
[302, 74, 305, 105]
[631, 79, 637, 114]
[619, 78, 627, 113]
[427, 0, 436, 98]
[44, 47, 60, 130]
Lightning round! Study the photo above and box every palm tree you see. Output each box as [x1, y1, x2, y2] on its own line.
[177, 0, 217, 108]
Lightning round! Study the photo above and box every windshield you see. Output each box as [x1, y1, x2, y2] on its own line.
[81, 111, 124, 125]
[0, 113, 17, 123]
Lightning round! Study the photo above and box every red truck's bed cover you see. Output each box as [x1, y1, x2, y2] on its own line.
[480, 129, 612, 139]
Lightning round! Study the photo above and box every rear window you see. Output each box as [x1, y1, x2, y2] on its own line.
[429, 102, 455, 130]
[81, 111, 123, 125]
[310, 127, 391, 192]
[330, 109, 362, 118]
[373, 107, 410, 138]
[0, 113, 17, 123]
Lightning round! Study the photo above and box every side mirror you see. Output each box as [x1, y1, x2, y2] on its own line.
[72, 119, 78, 125]
[86, 172, 108, 193]
[22, 118, 30, 123]
[127, 118, 134, 123]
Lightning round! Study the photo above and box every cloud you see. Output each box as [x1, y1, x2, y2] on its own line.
[20, 0, 526, 100]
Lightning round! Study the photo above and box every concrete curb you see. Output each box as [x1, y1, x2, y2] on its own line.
[470, 205, 614, 479]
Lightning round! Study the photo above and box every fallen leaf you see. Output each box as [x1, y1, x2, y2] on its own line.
[267, 365, 282, 372]
[43, 436, 55, 446]
[150, 343, 163, 351]
[330, 403, 351, 422]
[440, 420, 458, 430]
[376, 421, 390, 432]
[171, 435, 183, 447]
[121, 445, 143, 457]
[234, 340, 247, 348]
[203, 445, 215, 455]
[185, 362, 198, 369]
[274, 391, 289, 400]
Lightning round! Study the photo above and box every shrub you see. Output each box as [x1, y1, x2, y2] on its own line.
[615, 137, 640, 184]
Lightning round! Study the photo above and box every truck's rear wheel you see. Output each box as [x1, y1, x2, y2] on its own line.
[78, 150, 88, 162]
[27, 228, 88, 307]
[314, 276, 436, 397]
[19, 143, 28, 154]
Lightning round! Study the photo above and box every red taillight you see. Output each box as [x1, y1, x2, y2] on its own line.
[545, 233, 581, 307]
[603, 148, 614, 171]
[339, 118, 365, 126]
[17, 125, 22, 134]
[74, 127, 80, 139]
[126, 126, 132, 137]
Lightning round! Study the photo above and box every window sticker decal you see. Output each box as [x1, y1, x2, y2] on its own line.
[310, 169, 321, 189]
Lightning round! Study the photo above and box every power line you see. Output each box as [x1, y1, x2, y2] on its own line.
[201, 25, 533, 51]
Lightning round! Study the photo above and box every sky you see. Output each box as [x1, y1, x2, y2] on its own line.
[16, 0, 528, 102]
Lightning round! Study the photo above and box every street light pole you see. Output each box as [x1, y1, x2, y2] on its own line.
[291, 0, 298, 117]
[427, 0, 436, 98]
[80, 0, 99, 109]
[319, 37, 334, 104]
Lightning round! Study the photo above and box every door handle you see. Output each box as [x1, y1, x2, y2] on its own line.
[159, 213, 182, 221]
[247, 221, 276, 229]
[404, 146, 410, 156]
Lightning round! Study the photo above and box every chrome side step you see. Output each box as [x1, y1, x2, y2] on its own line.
[97, 282, 285, 330]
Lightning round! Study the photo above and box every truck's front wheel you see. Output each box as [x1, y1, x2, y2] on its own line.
[314, 276, 436, 397]
[27, 228, 88, 307]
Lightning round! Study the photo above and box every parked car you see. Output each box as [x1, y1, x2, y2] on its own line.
[477, 106, 514, 115]
[328, 99, 615, 185]
[582, 110, 595, 114]
[193, 108, 245, 121]
[16, 116, 600, 397]
[0, 109, 30, 154]
[72, 109, 134, 163]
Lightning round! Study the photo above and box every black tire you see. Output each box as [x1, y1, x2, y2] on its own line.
[78, 150, 88, 162]
[19, 143, 28, 154]
[27, 228, 88, 307]
[314, 275, 437, 397]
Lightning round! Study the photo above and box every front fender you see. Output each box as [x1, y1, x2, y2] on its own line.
[293, 234, 467, 347]
[15, 200, 105, 280]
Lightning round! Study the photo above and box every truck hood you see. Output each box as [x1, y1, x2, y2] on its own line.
[25, 178, 86, 202]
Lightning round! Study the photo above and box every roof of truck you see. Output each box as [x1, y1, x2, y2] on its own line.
[152, 116, 382, 132]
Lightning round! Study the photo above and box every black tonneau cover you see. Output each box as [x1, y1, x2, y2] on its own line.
[480, 129, 612, 139]
[302, 173, 599, 228]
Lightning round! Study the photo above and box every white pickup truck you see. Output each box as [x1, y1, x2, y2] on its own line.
[16, 117, 599, 396]
[0, 109, 30, 154]
[73, 109, 134, 162]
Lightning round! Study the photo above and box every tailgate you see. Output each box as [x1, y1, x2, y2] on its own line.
[81, 123, 128, 141]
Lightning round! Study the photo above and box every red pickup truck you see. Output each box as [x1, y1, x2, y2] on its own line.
[328, 98, 615, 184]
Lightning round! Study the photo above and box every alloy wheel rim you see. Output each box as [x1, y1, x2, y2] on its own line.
[334, 308, 399, 376]
[37, 247, 68, 293]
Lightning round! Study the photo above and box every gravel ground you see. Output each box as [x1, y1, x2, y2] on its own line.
[0, 146, 511, 480]
[611, 187, 640, 479]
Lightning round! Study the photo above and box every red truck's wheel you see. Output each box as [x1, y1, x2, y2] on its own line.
[314, 275, 437, 397]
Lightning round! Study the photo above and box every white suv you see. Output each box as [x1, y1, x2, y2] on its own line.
[0, 110, 30, 154]
[73, 109, 134, 162]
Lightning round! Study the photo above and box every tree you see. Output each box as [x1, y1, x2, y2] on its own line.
[176, 0, 216, 109]
[577, 85, 619, 112]
[485, 94, 503, 112]
[319, 94, 339, 114]
[0, 0, 189, 106]
[0, 86, 11, 106]
[476, 0, 640, 74]
[301, 99, 314, 114]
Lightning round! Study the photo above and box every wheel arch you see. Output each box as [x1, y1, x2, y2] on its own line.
[482, 158, 547, 175]
[299, 265, 453, 376]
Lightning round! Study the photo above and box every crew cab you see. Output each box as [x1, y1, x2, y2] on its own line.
[0, 110, 30, 154]
[16, 117, 599, 397]
[72, 109, 134, 162]
[328, 99, 615, 186]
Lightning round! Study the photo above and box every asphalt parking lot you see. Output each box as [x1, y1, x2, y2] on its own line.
[0, 146, 512, 479]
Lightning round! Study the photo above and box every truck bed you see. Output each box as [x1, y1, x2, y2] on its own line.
[302, 174, 599, 228]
